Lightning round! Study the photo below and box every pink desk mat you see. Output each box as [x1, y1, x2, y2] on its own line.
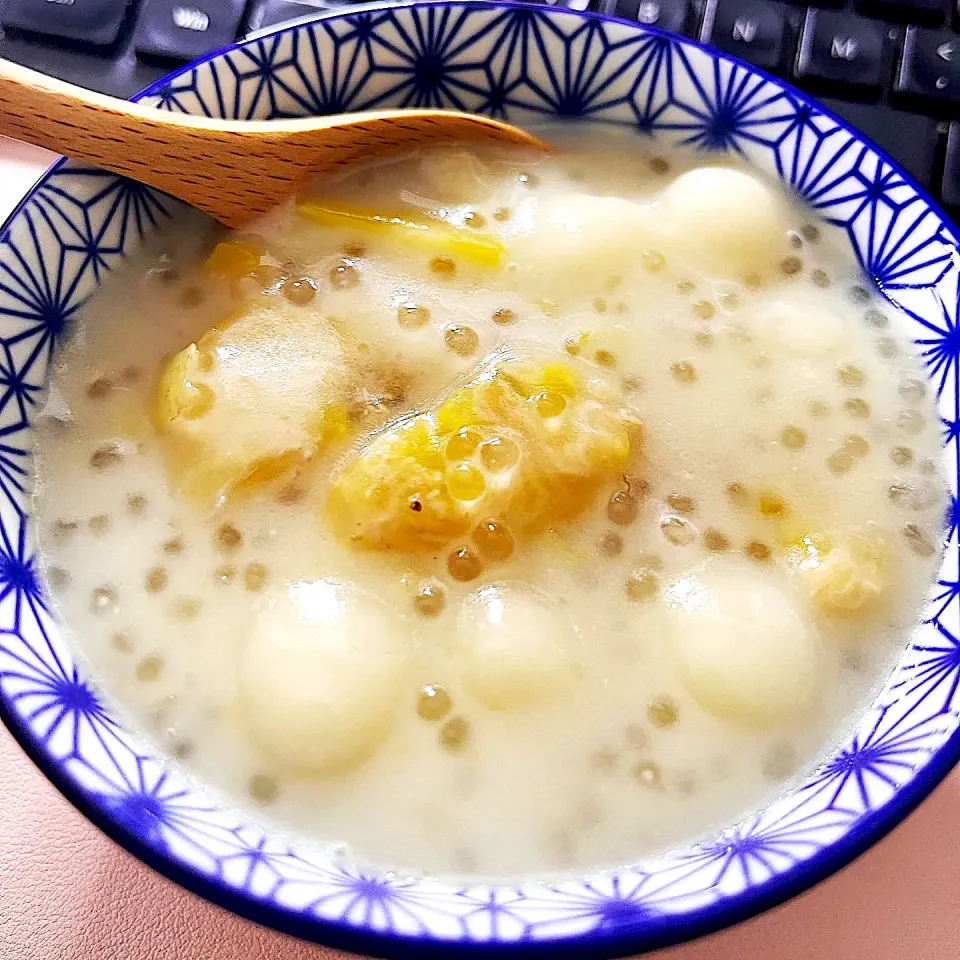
[0, 137, 957, 960]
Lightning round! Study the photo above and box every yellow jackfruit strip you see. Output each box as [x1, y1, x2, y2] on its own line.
[202, 240, 262, 279]
[296, 202, 503, 268]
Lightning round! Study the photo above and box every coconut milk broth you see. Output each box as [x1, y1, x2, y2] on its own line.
[32, 126, 945, 879]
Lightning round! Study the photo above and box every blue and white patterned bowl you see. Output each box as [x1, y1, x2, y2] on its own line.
[0, 3, 957, 956]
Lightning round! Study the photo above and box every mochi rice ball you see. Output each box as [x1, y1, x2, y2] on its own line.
[666, 561, 822, 727]
[240, 578, 410, 775]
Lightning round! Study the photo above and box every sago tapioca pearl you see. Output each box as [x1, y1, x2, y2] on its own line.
[329, 258, 360, 289]
[439, 716, 470, 752]
[658, 166, 790, 276]
[248, 773, 279, 805]
[647, 696, 679, 729]
[135, 654, 163, 683]
[837, 362, 866, 388]
[91, 586, 118, 615]
[430, 256, 456, 278]
[660, 515, 697, 547]
[397, 302, 430, 329]
[761, 742, 798, 781]
[780, 425, 807, 450]
[902, 523, 937, 557]
[456, 583, 581, 712]
[704, 529, 731, 553]
[417, 684, 453, 722]
[473, 518, 514, 563]
[414, 579, 445, 617]
[90, 442, 124, 471]
[626, 568, 659, 602]
[606, 484, 640, 526]
[666, 562, 822, 727]
[144, 567, 168, 593]
[844, 398, 870, 419]
[666, 494, 696, 515]
[282, 277, 318, 305]
[444, 325, 479, 357]
[598, 531, 624, 557]
[162, 536, 185, 555]
[632, 761, 663, 791]
[89, 514, 110, 535]
[891, 445, 914, 467]
[590, 748, 620, 774]
[86, 376, 113, 400]
[897, 409, 926, 435]
[239, 578, 410, 775]
[810, 268, 831, 288]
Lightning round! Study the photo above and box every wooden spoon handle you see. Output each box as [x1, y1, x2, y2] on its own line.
[0, 59, 546, 226]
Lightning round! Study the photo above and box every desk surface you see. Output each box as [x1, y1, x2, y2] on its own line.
[0, 137, 957, 960]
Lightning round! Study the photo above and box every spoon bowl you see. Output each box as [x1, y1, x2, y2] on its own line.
[0, 59, 547, 227]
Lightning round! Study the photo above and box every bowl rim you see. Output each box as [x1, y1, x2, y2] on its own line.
[1, 3, 957, 957]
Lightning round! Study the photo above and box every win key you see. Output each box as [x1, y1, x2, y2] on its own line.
[896, 27, 960, 107]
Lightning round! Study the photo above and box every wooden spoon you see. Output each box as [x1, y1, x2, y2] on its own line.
[0, 59, 547, 228]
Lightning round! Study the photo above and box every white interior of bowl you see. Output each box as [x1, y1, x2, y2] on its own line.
[0, 3, 956, 952]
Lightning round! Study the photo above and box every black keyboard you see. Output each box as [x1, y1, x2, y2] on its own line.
[0, 0, 956, 215]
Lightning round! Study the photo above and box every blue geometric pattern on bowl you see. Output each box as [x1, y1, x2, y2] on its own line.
[0, 3, 957, 956]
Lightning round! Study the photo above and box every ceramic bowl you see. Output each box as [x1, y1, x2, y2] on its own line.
[0, 3, 957, 957]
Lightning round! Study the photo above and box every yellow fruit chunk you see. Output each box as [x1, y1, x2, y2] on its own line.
[296, 202, 503, 268]
[790, 533, 890, 618]
[202, 240, 262, 279]
[327, 353, 641, 552]
[156, 297, 348, 508]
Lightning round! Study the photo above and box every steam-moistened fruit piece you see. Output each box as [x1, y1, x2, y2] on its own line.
[789, 533, 891, 618]
[457, 583, 580, 710]
[667, 562, 821, 728]
[155, 297, 348, 508]
[239, 578, 409, 775]
[296, 202, 503, 268]
[327, 354, 641, 552]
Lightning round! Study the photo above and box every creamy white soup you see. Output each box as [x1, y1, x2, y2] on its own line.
[32, 126, 945, 880]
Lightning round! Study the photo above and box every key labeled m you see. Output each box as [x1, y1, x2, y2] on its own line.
[830, 36, 859, 61]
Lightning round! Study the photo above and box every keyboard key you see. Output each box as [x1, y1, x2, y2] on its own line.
[820, 98, 940, 188]
[248, 1, 339, 34]
[794, 9, 884, 91]
[604, 0, 689, 35]
[700, 0, 786, 72]
[896, 27, 960, 107]
[1, 0, 129, 46]
[134, 0, 246, 61]
[855, 0, 947, 27]
[940, 122, 960, 204]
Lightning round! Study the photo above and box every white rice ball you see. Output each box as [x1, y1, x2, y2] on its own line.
[508, 192, 651, 300]
[457, 583, 580, 711]
[660, 166, 788, 276]
[666, 562, 821, 727]
[239, 577, 409, 775]
[747, 297, 847, 357]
